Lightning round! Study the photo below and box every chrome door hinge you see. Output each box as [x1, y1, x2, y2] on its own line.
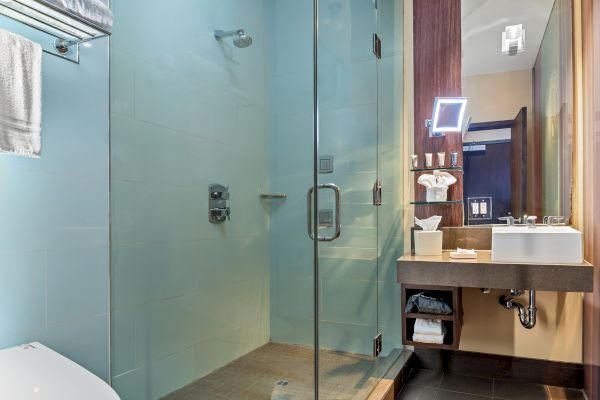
[373, 179, 382, 206]
[373, 333, 382, 357]
[373, 33, 381, 59]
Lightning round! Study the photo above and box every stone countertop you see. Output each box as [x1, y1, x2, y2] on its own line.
[397, 251, 594, 292]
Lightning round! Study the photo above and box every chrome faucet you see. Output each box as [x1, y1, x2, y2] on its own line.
[543, 216, 565, 226]
[498, 216, 518, 226]
[525, 216, 537, 228]
[498, 215, 537, 227]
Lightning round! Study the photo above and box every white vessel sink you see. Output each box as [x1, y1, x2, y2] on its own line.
[492, 226, 583, 264]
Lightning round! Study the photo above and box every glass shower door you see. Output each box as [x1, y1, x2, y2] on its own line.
[315, 0, 381, 397]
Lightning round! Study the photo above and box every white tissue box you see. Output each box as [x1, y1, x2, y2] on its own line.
[415, 230, 443, 256]
[426, 187, 448, 202]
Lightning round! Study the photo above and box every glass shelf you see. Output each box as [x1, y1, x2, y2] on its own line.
[410, 200, 464, 205]
[410, 167, 463, 173]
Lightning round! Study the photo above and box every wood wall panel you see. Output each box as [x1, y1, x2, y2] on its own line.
[583, 0, 600, 398]
[412, 0, 463, 226]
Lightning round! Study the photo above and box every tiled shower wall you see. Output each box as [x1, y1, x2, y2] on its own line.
[0, 5, 110, 381]
[109, 1, 271, 398]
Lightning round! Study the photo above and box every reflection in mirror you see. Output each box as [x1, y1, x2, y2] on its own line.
[461, 0, 573, 225]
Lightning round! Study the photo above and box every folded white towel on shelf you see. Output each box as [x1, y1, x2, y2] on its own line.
[413, 332, 445, 344]
[43, 0, 114, 32]
[414, 318, 443, 336]
[0, 29, 42, 158]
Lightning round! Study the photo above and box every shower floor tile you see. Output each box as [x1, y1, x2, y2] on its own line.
[162, 342, 397, 400]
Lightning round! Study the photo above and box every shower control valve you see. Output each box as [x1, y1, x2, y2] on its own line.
[209, 184, 231, 224]
[210, 207, 231, 223]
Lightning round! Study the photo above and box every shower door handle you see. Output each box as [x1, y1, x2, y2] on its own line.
[307, 183, 341, 242]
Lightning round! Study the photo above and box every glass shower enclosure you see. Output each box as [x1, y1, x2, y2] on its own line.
[109, 0, 404, 399]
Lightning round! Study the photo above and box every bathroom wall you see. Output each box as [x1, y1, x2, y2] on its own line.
[460, 289, 583, 363]
[0, 9, 110, 381]
[269, 0, 405, 356]
[109, 1, 271, 398]
[462, 69, 534, 141]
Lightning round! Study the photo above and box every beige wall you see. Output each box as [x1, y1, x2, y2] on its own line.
[462, 69, 534, 147]
[463, 69, 534, 125]
[460, 289, 583, 363]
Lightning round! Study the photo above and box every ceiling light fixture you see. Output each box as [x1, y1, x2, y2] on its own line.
[501, 24, 525, 56]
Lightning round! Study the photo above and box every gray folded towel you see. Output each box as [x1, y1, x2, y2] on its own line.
[42, 0, 114, 32]
[405, 292, 453, 315]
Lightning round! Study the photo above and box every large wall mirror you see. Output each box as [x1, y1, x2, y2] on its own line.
[461, 0, 573, 225]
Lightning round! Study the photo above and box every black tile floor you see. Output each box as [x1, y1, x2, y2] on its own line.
[397, 369, 586, 400]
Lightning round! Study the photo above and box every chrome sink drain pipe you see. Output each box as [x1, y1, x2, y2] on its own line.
[499, 289, 537, 329]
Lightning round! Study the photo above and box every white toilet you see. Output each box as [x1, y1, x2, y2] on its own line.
[0, 342, 120, 399]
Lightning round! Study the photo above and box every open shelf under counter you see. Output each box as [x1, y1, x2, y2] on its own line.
[401, 284, 462, 350]
[397, 251, 594, 292]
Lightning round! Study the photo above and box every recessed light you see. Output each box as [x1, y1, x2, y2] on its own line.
[502, 24, 525, 56]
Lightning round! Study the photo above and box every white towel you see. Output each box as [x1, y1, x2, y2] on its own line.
[42, 0, 114, 32]
[0, 29, 42, 158]
[414, 318, 444, 336]
[413, 332, 445, 344]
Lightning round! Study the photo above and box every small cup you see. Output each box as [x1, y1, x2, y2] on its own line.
[437, 152, 446, 167]
[411, 154, 418, 169]
[450, 152, 459, 167]
[425, 153, 433, 168]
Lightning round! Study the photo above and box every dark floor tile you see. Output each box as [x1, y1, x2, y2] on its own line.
[440, 374, 493, 397]
[547, 386, 586, 400]
[437, 390, 492, 399]
[407, 369, 444, 388]
[397, 385, 441, 399]
[492, 379, 550, 400]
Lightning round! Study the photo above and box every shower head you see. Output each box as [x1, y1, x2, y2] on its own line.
[214, 29, 253, 48]
[234, 32, 253, 48]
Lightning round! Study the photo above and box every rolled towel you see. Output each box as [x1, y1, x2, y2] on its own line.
[414, 318, 443, 336]
[413, 332, 445, 344]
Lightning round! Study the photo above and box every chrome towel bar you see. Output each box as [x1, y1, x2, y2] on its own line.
[260, 193, 287, 199]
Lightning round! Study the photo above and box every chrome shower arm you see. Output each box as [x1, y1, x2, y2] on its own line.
[214, 29, 244, 39]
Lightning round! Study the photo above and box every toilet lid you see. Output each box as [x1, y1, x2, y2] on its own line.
[0, 342, 120, 400]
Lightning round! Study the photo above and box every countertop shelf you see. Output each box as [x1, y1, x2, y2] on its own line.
[397, 251, 594, 292]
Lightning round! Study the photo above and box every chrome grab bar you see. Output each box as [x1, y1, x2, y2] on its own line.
[260, 193, 287, 199]
[307, 183, 341, 242]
